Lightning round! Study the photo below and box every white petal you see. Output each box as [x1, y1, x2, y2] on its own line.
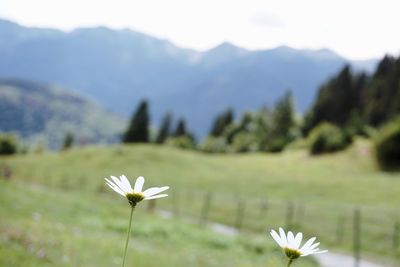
[312, 250, 328, 254]
[287, 231, 295, 247]
[279, 228, 288, 247]
[308, 242, 320, 251]
[300, 237, 316, 254]
[144, 194, 168, 200]
[143, 186, 169, 197]
[105, 180, 125, 196]
[293, 232, 303, 249]
[120, 175, 133, 193]
[110, 176, 126, 192]
[105, 178, 124, 193]
[134, 176, 145, 193]
[270, 230, 285, 247]
[302, 249, 328, 257]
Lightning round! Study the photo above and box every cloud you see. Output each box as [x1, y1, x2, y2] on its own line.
[250, 12, 285, 28]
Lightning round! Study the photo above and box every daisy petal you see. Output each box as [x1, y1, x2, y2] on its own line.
[293, 232, 303, 249]
[120, 175, 133, 193]
[308, 242, 320, 251]
[287, 231, 295, 247]
[110, 176, 126, 192]
[300, 237, 316, 254]
[143, 186, 169, 197]
[145, 194, 168, 200]
[312, 250, 328, 254]
[270, 230, 285, 247]
[279, 228, 288, 247]
[134, 176, 145, 193]
[105, 180, 125, 196]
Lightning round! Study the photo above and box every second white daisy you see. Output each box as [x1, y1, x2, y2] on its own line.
[270, 227, 327, 266]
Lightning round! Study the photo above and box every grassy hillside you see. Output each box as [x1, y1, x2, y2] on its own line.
[0, 79, 126, 148]
[1, 139, 399, 264]
[0, 173, 316, 267]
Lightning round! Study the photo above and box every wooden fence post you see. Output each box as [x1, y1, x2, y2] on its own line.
[353, 208, 361, 267]
[336, 214, 345, 245]
[235, 199, 246, 231]
[296, 203, 305, 229]
[393, 222, 400, 252]
[199, 191, 212, 226]
[260, 198, 268, 218]
[285, 201, 295, 230]
[173, 189, 180, 218]
[147, 199, 157, 213]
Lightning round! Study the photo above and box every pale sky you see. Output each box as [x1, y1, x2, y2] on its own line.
[1, 0, 399, 60]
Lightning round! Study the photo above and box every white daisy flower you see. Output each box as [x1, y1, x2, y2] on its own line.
[105, 175, 169, 207]
[270, 227, 327, 262]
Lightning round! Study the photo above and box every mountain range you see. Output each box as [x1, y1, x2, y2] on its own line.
[0, 79, 125, 148]
[0, 18, 377, 136]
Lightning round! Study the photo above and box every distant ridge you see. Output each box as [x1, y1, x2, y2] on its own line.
[0, 79, 126, 148]
[0, 18, 378, 136]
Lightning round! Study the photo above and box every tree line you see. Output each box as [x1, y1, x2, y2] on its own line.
[2, 53, 398, 168]
[122, 53, 400, 162]
[122, 91, 297, 153]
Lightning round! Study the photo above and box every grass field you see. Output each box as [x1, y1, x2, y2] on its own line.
[1, 138, 399, 265]
[0, 179, 317, 267]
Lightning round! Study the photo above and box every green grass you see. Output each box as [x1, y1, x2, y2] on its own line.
[0, 180, 316, 267]
[1, 138, 400, 265]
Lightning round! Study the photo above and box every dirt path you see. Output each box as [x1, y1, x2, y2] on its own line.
[158, 211, 386, 267]
[313, 252, 387, 267]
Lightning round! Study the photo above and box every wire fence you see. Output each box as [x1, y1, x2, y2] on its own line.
[2, 165, 399, 266]
[153, 187, 400, 266]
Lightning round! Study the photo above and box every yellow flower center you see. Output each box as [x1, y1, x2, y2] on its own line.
[284, 247, 302, 260]
[126, 192, 145, 207]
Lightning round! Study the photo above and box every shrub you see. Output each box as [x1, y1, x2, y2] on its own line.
[308, 122, 350, 155]
[264, 137, 289, 153]
[0, 133, 18, 155]
[375, 118, 400, 171]
[165, 136, 195, 150]
[231, 133, 257, 153]
[200, 137, 227, 153]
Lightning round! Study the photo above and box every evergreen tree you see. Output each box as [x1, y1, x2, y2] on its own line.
[123, 100, 150, 143]
[225, 112, 252, 144]
[174, 118, 187, 137]
[209, 108, 234, 137]
[262, 91, 295, 152]
[303, 54, 400, 137]
[62, 131, 74, 150]
[0, 133, 18, 155]
[304, 65, 368, 134]
[365, 56, 400, 126]
[271, 90, 295, 138]
[155, 112, 172, 144]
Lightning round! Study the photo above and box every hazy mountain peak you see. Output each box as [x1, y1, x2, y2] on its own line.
[199, 41, 249, 66]
[0, 17, 379, 136]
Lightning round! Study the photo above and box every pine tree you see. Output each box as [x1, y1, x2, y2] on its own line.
[123, 100, 150, 143]
[210, 108, 234, 137]
[62, 131, 74, 150]
[271, 90, 295, 138]
[225, 112, 252, 144]
[174, 118, 187, 137]
[155, 112, 172, 144]
[305, 65, 360, 134]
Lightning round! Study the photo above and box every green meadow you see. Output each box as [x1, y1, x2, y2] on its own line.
[1, 179, 318, 267]
[1, 138, 400, 266]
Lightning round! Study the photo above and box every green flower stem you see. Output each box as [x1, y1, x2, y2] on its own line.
[286, 259, 293, 267]
[122, 207, 135, 267]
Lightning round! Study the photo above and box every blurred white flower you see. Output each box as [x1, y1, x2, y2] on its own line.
[105, 175, 169, 207]
[270, 227, 327, 261]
